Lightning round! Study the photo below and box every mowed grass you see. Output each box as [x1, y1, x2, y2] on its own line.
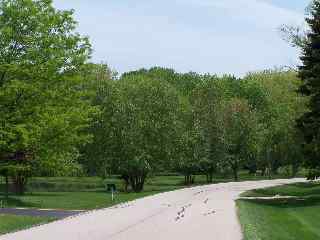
[241, 182, 320, 197]
[0, 172, 294, 210]
[0, 175, 191, 210]
[0, 191, 165, 210]
[0, 176, 183, 210]
[0, 214, 55, 235]
[238, 182, 320, 240]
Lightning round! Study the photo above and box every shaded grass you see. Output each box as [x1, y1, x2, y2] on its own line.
[238, 182, 320, 240]
[25, 172, 293, 192]
[0, 214, 55, 235]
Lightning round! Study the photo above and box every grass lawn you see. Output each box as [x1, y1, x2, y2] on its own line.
[0, 175, 186, 210]
[0, 191, 165, 210]
[238, 182, 320, 240]
[241, 182, 320, 198]
[0, 172, 296, 210]
[0, 214, 55, 235]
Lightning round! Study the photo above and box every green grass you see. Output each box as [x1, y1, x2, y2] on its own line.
[24, 171, 294, 193]
[0, 175, 186, 210]
[0, 214, 55, 235]
[238, 182, 320, 240]
[241, 182, 320, 198]
[0, 172, 295, 210]
[0, 191, 165, 210]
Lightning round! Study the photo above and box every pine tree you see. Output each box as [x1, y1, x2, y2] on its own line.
[298, 0, 320, 179]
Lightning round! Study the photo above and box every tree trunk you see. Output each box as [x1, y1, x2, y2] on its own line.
[233, 169, 238, 181]
[12, 175, 27, 195]
[5, 174, 9, 199]
[121, 175, 130, 192]
[208, 173, 213, 183]
[248, 163, 257, 174]
[291, 163, 299, 177]
[206, 174, 213, 183]
[231, 160, 238, 181]
[184, 175, 194, 185]
[129, 175, 146, 193]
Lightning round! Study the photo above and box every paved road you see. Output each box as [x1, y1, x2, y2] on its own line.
[0, 208, 84, 219]
[0, 178, 305, 240]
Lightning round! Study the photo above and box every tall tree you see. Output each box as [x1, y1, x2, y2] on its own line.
[297, 0, 320, 179]
[219, 98, 259, 181]
[95, 74, 185, 192]
[0, 0, 94, 194]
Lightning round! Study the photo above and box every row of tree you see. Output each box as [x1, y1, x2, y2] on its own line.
[81, 67, 306, 191]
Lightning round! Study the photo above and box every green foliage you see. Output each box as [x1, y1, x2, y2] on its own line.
[297, 0, 320, 177]
[0, 0, 96, 194]
[243, 71, 305, 177]
[85, 72, 187, 191]
[85, 66, 306, 186]
[219, 98, 260, 181]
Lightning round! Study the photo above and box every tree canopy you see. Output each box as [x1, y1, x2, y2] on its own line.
[0, 0, 95, 194]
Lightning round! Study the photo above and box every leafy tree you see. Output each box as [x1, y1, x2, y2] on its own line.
[78, 63, 116, 176]
[219, 98, 259, 181]
[190, 76, 227, 182]
[175, 107, 203, 185]
[95, 74, 185, 192]
[242, 71, 306, 177]
[0, 0, 94, 194]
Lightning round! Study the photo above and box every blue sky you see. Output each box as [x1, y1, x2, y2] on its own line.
[53, 0, 310, 76]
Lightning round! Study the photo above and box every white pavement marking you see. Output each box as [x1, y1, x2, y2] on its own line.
[0, 178, 305, 240]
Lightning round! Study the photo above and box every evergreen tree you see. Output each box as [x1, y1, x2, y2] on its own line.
[297, 0, 320, 179]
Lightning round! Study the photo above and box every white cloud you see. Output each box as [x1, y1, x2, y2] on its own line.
[53, 0, 305, 76]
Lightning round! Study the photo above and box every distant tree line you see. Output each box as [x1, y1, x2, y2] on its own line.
[81, 67, 306, 191]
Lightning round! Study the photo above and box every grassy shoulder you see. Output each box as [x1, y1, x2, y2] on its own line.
[0, 214, 55, 235]
[238, 182, 320, 240]
[241, 182, 320, 197]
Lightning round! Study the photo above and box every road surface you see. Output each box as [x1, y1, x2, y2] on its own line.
[0, 178, 304, 240]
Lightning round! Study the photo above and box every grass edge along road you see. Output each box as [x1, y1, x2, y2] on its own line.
[0, 214, 55, 235]
[237, 181, 320, 240]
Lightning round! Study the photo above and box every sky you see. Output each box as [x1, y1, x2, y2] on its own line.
[53, 0, 311, 76]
